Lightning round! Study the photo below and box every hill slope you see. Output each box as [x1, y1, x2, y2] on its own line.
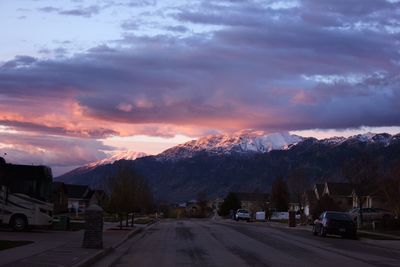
[56, 132, 400, 202]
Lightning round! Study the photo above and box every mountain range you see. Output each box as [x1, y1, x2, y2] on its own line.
[56, 131, 400, 202]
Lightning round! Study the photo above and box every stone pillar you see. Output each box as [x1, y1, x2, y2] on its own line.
[288, 210, 296, 227]
[82, 204, 103, 249]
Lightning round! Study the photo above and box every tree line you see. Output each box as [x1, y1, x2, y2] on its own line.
[105, 167, 154, 228]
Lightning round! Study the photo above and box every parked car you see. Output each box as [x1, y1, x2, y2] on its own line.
[235, 209, 251, 221]
[313, 211, 357, 238]
[270, 211, 301, 221]
[349, 208, 394, 221]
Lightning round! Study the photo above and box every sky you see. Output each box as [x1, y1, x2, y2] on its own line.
[1, 0, 400, 176]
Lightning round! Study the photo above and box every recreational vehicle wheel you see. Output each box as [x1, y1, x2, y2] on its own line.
[10, 215, 28, 231]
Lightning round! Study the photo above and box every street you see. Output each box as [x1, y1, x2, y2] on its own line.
[101, 219, 400, 267]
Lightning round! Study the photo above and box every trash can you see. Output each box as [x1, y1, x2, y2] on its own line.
[59, 216, 70, 231]
[288, 211, 296, 227]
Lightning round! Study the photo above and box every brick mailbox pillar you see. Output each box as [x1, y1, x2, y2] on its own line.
[288, 210, 296, 227]
[82, 204, 104, 249]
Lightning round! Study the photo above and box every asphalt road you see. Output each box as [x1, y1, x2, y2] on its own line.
[101, 219, 400, 267]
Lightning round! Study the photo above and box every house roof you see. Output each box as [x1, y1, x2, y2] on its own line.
[353, 187, 384, 197]
[325, 183, 353, 196]
[289, 194, 300, 203]
[304, 190, 317, 202]
[85, 189, 95, 199]
[233, 192, 269, 202]
[52, 181, 65, 192]
[314, 183, 324, 195]
[65, 184, 91, 199]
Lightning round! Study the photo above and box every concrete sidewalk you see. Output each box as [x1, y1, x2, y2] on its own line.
[0, 223, 147, 267]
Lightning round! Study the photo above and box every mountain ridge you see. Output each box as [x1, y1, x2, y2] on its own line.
[56, 131, 400, 202]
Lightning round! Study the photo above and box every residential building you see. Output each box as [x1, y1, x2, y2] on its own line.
[313, 183, 325, 200]
[352, 188, 387, 209]
[322, 182, 353, 211]
[88, 189, 108, 207]
[232, 192, 270, 213]
[65, 184, 92, 213]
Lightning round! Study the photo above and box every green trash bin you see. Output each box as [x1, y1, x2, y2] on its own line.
[59, 216, 70, 231]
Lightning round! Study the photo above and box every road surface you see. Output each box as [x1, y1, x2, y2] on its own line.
[98, 219, 400, 267]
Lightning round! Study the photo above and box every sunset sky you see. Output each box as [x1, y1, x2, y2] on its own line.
[1, 0, 400, 175]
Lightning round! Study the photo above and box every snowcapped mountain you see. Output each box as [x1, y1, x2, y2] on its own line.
[319, 133, 396, 146]
[56, 131, 400, 202]
[344, 132, 394, 146]
[157, 131, 304, 160]
[85, 150, 148, 169]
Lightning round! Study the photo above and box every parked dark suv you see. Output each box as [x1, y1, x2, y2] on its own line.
[313, 211, 357, 239]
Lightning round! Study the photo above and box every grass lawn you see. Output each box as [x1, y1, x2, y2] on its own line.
[0, 240, 33, 251]
[358, 232, 400, 240]
[134, 218, 154, 224]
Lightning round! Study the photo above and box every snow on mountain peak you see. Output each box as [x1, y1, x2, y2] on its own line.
[320, 132, 393, 146]
[348, 132, 392, 145]
[158, 131, 304, 160]
[86, 150, 147, 168]
[320, 136, 347, 145]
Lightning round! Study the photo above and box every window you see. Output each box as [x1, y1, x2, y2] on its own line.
[326, 212, 351, 220]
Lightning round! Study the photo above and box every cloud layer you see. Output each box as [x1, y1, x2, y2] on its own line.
[1, 0, 400, 172]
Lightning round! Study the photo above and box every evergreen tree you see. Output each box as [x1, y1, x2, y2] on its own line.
[219, 192, 241, 216]
[270, 177, 289, 212]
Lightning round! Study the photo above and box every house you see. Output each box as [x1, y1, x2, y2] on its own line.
[303, 190, 317, 217]
[322, 182, 353, 211]
[51, 182, 68, 214]
[64, 184, 92, 213]
[313, 183, 325, 200]
[232, 192, 270, 213]
[302, 184, 324, 217]
[288, 194, 301, 212]
[352, 188, 387, 209]
[88, 189, 108, 208]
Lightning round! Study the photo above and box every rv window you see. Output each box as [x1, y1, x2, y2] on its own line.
[9, 178, 50, 202]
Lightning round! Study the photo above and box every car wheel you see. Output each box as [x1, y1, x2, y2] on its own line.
[11, 215, 28, 232]
[319, 226, 326, 237]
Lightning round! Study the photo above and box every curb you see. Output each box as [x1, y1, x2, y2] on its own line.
[358, 230, 400, 240]
[73, 220, 157, 267]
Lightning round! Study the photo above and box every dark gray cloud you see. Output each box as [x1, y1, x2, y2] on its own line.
[2, 0, 400, 135]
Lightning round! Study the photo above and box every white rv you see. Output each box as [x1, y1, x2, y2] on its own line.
[0, 158, 53, 231]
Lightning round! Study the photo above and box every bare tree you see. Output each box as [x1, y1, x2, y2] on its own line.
[383, 161, 400, 218]
[342, 153, 378, 225]
[287, 168, 310, 212]
[107, 167, 153, 229]
[270, 177, 289, 212]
